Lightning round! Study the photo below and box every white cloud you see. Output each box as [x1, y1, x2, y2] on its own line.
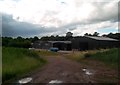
[1, 0, 119, 37]
[1, 0, 118, 27]
[71, 21, 118, 36]
[0, 0, 17, 14]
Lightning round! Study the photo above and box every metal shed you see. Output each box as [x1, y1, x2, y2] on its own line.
[72, 36, 119, 50]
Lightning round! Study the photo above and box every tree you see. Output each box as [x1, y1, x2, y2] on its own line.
[93, 32, 99, 36]
[17, 36, 23, 41]
[66, 32, 73, 37]
[17, 36, 23, 39]
[65, 32, 73, 40]
[32, 36, 39, 42]
[107, 33, 113, 37]
[40, 36, 50, 41]
[84, 33, 89, 36]
[88, 34, 92, 36]
[106, 33, 120, 40]
[2, 37, 32, 48]
[56, 35, 59, 37]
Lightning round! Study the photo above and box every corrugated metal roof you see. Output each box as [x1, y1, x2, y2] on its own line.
[85, 36, 119, 41]
[48, 41, 71, 44]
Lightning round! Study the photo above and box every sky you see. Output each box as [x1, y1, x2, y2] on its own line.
[0, 0, 119, 37]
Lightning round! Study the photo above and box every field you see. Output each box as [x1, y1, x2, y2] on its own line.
[2, 47, 46, 83]
[63, 48, 119, 82]
[86, 48, 119, 68]
[65, 48, 119, 68]
[2, 47, 119, 83]
[35, 49, 59, 56]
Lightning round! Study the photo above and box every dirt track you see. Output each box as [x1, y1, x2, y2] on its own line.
[31, 56, 95, 83]
[28, 52, 118, 83]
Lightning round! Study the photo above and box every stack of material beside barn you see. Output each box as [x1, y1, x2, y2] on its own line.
[32, 41, 72, 51]
[32, 41, 52, 49]
[72, 36, 119, 50]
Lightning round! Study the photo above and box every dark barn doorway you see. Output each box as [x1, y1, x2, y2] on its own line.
[79, 42, 88, 50]
[53, 42, 71, 51]
[53, 42, 65, 50]
[66, 44, 72, 51]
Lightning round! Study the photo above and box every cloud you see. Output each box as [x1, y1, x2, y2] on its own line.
[0, 0, 118, 27]
[88, 2, 118, 23]
[1, 0, 119, 37]
[71, 21, 118, 36]
[2, 13, 117, 37]
[2, 13, 59, 37]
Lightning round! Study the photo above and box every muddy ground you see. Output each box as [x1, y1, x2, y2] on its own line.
[25, 51, 119, 84]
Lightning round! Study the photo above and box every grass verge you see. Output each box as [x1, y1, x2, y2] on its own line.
[64, 49, 108, 62]
[86, 48, 119, 68]
[2, 47, 46, 83]
[64, 48, 119, 82]
[36, 50, 59, 57]
[64, 48, 118, 68]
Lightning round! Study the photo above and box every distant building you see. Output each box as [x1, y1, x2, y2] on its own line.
[32, 36, 119, 51]
[72, 36, 119, 50]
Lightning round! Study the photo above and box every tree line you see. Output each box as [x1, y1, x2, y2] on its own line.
[2, 32, 120, 48]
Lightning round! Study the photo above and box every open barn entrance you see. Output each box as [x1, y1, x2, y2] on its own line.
[53, 42, 71, 51]
[53, 42, 65, 50]
[66, 44, 72, 51]
[79, 42, 88, 50]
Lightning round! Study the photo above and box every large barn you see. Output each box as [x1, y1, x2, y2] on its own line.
[72, 36, 119, 50]
[32, 36, 119, 51]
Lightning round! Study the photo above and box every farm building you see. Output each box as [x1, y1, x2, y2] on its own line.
[32, 36, 119, 51]
[49, 41, 72, 50]
[32, 41, 72, 51]
[72, 36, 119, 50]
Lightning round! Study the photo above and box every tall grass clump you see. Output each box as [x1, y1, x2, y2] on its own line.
[65, 48, 118, 68]
[2, 47, 46, 82]
[87, 48, 119, 68]
[64, 51, 88, 62]
[37, 50, 59, 56]
[64, 49, 105, 62]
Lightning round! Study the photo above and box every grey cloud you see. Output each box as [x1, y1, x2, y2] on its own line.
[69, 2, 118, 26]
[88, 2, 118, 23]
[2, 13, 57, 37]
[61, 2, 118, 31]
[58, 2, 118, 30]
[1, 1, 118, 37]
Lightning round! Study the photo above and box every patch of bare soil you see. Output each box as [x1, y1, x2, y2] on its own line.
[25, 52, 118, 84]
[30, 56, 95, 83]
[80, 58, 118, 83]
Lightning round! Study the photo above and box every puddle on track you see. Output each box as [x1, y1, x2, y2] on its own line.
[48, 80, 63, 84]
[18, 77, 32, 84]
[82, 68, 93, 75]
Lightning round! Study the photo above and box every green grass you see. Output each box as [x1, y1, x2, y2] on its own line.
[64, 49, 109, 62]
[64, 51, 86, 62]
[65, 48, 119, 68]
[88, 48, 119, 68]
[66, 48, 120, 69]
[2, 47, 46, 83]
[64, 48, 119, 83]
[37, 50, 59, 56]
